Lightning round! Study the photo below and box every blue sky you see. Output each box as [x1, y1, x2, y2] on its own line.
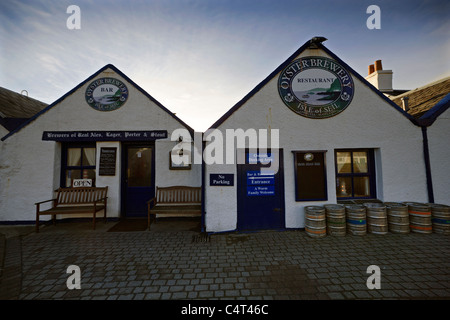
[0, 0, 449, 131]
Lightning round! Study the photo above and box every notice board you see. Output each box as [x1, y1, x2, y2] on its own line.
[99, 147, 117, 176]
[294, 151, 327, 201]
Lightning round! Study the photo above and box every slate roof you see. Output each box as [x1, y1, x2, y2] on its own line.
[0, 87, 48, 132]
[391, 76, 450, 119]
[0, 87, 47, 118]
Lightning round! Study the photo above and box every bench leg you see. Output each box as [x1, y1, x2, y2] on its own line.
[93, 212, 96, 230]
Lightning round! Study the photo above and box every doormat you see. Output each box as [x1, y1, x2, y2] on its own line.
[107, 219, 148, 232]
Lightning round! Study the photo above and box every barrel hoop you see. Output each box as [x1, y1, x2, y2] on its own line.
[410, 225, 432, 231]
[432, 218, 450, 224]
[305, 227, 326, 234]
[347, 219, 366, 225]
[409, 211, 431, 216]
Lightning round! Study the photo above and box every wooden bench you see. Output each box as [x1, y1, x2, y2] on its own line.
[147, 186, 201, 230]
[35, 187, 108, 233]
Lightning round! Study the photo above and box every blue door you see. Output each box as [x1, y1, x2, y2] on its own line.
[237, 150, 285, 230]
[122, 145, 155, 217]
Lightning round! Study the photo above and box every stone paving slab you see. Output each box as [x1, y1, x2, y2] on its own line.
[1, 222, 450, 301]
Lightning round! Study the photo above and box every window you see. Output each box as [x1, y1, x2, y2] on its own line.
[335, 149, 375, 199]
[61, 143, 96, 187]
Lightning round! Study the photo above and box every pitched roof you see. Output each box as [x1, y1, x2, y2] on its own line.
[391, 76, 450, 119]
[0, 87, 47, 118]
[0, 87, 48, 132]
[208, 38, 417, 131]
[1, 64, 194, 141]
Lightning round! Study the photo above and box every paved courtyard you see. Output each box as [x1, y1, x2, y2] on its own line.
[1, 220, 449, 301]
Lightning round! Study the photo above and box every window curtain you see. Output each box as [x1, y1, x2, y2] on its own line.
[337, 152, 351, 173]
[68, 148, 81, 166]
[83, 148, 96, 166]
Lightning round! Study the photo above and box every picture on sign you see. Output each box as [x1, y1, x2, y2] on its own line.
[85, 78, 129, 111]
[99, 147, 117, 176]
[294, 151, 327, 201]
[278, 56, 354, 119]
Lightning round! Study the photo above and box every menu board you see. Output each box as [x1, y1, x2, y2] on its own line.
[294, 151, 327, 201]
[99, 147, 117, 176]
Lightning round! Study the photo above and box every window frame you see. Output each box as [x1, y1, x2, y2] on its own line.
[334, 149, 376, 200]
[61, 142, 97, 187]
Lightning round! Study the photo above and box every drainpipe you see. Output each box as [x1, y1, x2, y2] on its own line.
[201, 137, 206, 233]
[421, 126, 434, 203]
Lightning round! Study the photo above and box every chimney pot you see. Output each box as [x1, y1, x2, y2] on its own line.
[401, 96, 409, 111]
[368, 64, 375, 75]
[374, 60, 383, 71]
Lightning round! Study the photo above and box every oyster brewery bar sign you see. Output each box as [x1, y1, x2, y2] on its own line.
[278, 56, 354, 119]
[85, 78, 129, 111]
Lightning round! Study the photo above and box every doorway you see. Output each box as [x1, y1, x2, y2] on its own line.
[237, 149, 285, 231]
[121, 144, 155, 217]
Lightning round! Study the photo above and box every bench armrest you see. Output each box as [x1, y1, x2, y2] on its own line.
[147, 197, 156, 206]
[35, 199, 56, 206]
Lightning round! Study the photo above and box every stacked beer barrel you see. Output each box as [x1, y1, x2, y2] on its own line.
[429, 203, 450, 234]
[345, 205, 367, 236]
[324, 204, 346, 236]
[304, 201, 449, 237]
[403, 202, 432, 234]
[385, 202, 410, 234]
[304, 206, 327, 238]
[364, 203, 388, 235]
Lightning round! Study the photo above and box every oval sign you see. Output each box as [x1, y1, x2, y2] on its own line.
[278, 56, 354, 119]
[85, 78, 129, 111]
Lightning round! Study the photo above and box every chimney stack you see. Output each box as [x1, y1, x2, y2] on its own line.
[365, 59, 393, 93]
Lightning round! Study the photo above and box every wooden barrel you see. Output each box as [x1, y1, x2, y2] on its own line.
[385, 202, 409, 234]
[324, 204, 346, 236]
[345, 205, 366, 236]
[364, 203, 388, 235]
[403, 202, 432, 234]
[305, 206, 326, 238]
[429, 203, 450, 235]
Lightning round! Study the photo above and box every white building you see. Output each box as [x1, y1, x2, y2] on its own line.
[203, 38, 436, 233]
[0, 64, 200, 223]
[1, 38, 448, 233]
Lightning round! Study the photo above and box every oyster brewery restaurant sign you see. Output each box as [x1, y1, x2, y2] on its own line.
[278, 56, 354, 119]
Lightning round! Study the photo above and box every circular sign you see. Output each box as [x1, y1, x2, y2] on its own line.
[304, 153, 314, 162]
[85, 78, 129, 111]
[278, 56, 354, 119]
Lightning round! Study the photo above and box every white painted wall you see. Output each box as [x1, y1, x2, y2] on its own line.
[0, 67, 199, 223]
[205, 48, 427, 232]
[427, 107, 450, 205]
